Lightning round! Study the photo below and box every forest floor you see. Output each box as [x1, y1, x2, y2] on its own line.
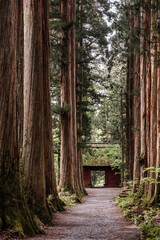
[25, 188, 141, 240]
[1, 188, 142, 240]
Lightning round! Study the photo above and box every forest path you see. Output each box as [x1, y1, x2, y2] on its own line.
[27, 188, 141, 240]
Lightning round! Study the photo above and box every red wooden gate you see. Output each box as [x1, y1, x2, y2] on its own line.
[83, 166, 120, 187]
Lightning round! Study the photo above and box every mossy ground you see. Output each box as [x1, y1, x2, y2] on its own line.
[116, 187, 160, 240]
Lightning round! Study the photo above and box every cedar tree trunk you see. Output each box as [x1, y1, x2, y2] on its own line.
[0, 0, 40, 236]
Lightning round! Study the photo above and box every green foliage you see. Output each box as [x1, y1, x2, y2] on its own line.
[87, 60, 126, 146]
[141, 177, 159, 185]
[54, 153, 59, 184]
[141, 167, 160, 185]
[91, 171, 105, 187]
[142, 222, 160, 240]
[111, 158, 123, 171]
[83, 144, 121, 167]
[144, 167, 160, 173]
[116, 191, 134, 212]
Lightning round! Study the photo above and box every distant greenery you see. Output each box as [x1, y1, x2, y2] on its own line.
[83, 144, 121, 168]
[91, 171, 105, 187]
[54, 154, 59, 184]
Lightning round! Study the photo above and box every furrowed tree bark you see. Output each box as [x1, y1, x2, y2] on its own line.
[60, 0, 84, 196]
[152, 0, 160, 202]
[77, 65, 86, 194]
[23, 0, 60, 219]
[77, 78, 86, 194]
[125, 57, 130, 181]
[17, 0, 24, 153]
[126, 10, 134, 181]
[129, 10, 135, 181]
[132, 10, 140, 192]
[76, 0, 87, 195]
[23, 0, 46, 209]
[41, 0, 61, 208]
[0, 1, 40, 236]
[148, 0, 157, 202]
[154, 40, 160, 201]
[70, 0, 81, 194]
[133, 38, 140, 192]
[125, 0, 160, 201]
[145, 0, 151, 192]
[140, 1, 146, 185]
[60, 0, 74, 192]
[155, 36, 160, 200]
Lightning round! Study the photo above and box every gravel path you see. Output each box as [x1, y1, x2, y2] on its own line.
[26, 188, 141, 240]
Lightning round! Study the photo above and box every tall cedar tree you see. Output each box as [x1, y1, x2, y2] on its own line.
[59, 0, 85, 195]
[23, 0, 61, 222]
[76, 0, 88, 194]
[50, 0, 109, 189]
[0, 0, 41, 236]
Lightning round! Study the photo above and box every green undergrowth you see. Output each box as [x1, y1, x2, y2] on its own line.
[116, 187, 160, 240]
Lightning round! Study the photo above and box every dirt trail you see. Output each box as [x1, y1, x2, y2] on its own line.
[27, 188, 141, 240]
